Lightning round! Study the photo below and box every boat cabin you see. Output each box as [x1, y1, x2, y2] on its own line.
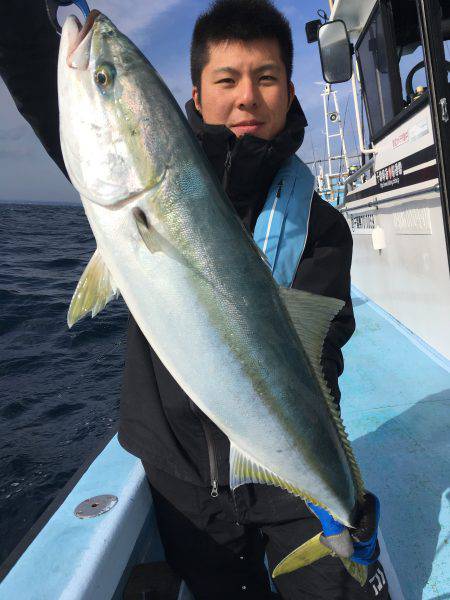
[310, 0, 450, 361]
[308, 2, 450, 598]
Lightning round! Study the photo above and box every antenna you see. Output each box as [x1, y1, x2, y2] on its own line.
[320, 84, 351, 205]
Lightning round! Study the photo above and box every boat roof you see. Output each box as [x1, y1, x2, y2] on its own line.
[330, 0, 377, 41]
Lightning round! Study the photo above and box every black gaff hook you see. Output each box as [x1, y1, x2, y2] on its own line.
[45, 0, 90, 35]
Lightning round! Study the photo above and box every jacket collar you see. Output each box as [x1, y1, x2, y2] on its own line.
[185, 97, 308, 231]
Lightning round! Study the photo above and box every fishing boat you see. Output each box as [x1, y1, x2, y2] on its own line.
[0, 0, 449, 598]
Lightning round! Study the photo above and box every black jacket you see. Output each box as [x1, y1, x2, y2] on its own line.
[0, 0, 355, 489]
[118, 99, 356, 487]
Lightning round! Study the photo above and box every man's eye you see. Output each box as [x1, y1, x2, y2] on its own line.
[216, 78, 234, 84]
[260, 75, 276, 81]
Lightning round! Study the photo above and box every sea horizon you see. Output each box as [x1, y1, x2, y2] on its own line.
[0, 198, 81, 207]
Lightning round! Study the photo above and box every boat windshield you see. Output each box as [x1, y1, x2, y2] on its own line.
[356, 4, 399, 137]
[356, 0, 450, 140]
[394, 0, 450, 101]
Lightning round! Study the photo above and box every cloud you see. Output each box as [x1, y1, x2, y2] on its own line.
[0, 147, 33, 159]
[0, 125, 28, 142]
[0, 79, 77, 203]
[58, 0, 184, 42]
[278, 3, 305, 21]
[0, 86, 36, 159]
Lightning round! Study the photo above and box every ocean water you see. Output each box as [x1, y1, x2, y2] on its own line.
[0, 202, 128, 564]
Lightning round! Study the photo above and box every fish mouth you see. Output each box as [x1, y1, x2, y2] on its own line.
[66, 10, 101, 69]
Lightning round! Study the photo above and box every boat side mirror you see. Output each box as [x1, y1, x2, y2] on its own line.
[318, 20, 353, 83]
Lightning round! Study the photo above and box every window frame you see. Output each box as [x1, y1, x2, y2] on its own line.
[355, 0, 406, 141]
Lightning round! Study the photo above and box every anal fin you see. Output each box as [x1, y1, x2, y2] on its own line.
[230, 447, 368, 586]
[230, 442, 291, 493]
[229, 443, 334, 516]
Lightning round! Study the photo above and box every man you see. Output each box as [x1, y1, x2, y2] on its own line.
[0, 1, 389, 598]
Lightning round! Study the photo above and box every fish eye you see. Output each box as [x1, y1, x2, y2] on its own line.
[94, 64, 116, 88]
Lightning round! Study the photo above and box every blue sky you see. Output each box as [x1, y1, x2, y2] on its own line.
[0, 0, 358, 204]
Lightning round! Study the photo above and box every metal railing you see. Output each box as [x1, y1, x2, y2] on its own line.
[343, 159, 375, 200]
[339, 183, 440, 213]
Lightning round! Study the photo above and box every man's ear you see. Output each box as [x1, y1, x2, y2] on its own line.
[192, 86, 202, 113]
[288, 81, 295, 109]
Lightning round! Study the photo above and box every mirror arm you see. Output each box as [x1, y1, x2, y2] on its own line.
[351, 61, 377, 156]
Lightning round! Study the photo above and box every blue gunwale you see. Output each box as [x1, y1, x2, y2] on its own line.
[0, 436, 160, 600]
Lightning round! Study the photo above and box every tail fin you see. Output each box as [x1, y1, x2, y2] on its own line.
[272, 534, 368, 587]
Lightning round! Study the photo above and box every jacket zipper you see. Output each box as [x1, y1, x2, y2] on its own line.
[199, 416, 219, 497]
[231, 489, 240, 526]
[276, 179, 283, 198]
[222, 149, 232, 190]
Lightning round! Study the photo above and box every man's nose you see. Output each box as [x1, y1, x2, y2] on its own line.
[236, 79, 259, 109]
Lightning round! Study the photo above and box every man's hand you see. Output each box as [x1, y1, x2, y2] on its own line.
[307, 491, 381, 565]
[350, 491, 381, 565]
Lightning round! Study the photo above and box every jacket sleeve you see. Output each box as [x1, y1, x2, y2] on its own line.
[0, 0, 67, 176]
[292, 193, 356, 408]
[118, 313, 161, 449]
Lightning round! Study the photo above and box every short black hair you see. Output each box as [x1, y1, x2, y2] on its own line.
[190, 0, 293, 92]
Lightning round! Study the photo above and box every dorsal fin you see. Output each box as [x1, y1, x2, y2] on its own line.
[68, 249, 120, 328]
[278, 287, 345, 373]
[278, 287, 365, 500]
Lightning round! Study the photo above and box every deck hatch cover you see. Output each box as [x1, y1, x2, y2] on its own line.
[74, 494, 118, 519]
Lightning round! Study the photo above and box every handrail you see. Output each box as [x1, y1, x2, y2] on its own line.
[339, 183, 440, 213]
[344, 158, 375, 195]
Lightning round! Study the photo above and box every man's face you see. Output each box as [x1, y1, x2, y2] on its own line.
[192, 38, 295, 141]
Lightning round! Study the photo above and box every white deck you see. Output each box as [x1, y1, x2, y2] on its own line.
[341, 285, 450, 599]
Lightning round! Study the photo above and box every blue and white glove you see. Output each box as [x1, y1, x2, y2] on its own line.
[307, 491, 380, 565]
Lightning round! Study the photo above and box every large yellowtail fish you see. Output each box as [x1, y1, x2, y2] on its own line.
[58, 11, 367, 584]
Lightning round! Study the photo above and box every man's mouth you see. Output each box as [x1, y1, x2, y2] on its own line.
[230, 120, 265, 136]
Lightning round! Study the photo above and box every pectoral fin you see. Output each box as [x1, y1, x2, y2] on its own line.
[133, 207, 189, 267]
[68, 249, 120, 328]
[133, 207, 163, 254]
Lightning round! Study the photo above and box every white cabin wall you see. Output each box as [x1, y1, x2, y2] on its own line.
[349, 193, 450, 360]
[345, 107, 450, 360]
